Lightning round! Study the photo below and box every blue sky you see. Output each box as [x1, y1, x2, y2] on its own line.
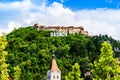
[0, 0, 120, 40]
[1, 0, 120, 9]
[48, 0, 120, 10]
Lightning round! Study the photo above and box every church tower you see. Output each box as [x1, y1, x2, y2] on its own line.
[47, 51, 61, 80]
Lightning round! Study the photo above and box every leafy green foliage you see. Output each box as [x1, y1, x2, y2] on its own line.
[13, 65, 21, 80]
[0, 35, 9, 80]
[5, 26, 120, 79]
[65, 63, 83, 80]
[91, 41, 120, 79]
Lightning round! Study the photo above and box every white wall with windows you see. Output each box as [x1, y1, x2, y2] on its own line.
[47, 71, 61, 80]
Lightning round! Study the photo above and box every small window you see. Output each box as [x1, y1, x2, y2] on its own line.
[53, 76, 55, 79]
[57, 76, 59, 79]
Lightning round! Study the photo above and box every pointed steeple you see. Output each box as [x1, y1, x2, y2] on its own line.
[50, 51, 60, 71]
[47, 51, 61, 80]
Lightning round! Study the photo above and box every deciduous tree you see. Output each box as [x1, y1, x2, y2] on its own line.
[91, 41, 120, 79]
[65, 63, 83, 80]
[0, 35, 9, 80]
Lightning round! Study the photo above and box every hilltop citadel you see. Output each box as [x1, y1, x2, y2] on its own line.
[33, 23, 88, 35]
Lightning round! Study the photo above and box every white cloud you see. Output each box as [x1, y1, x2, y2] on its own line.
[0, 0, 120, 40]
[8, 21, 21, 29]
[0, 0, 31, 10]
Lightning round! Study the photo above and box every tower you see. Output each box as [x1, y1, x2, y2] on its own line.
[47, 51, 61, 80]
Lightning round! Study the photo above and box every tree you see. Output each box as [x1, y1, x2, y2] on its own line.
[65, 63, 83, 80]
[91, 41, 120, 79]
[0, 35, 9, 80]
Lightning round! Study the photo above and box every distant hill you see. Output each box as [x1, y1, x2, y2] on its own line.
[6, 26, 120, 80]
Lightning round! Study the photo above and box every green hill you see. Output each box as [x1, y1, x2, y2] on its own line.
[5, 26, 120, 80]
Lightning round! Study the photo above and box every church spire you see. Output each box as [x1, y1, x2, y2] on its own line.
[47, 51, 61, 80]
[50, 51, 60, 71]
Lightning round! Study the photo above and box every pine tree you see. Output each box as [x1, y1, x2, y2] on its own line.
[65, 63, 83, 80]
[91, 41, 120, 79]
[0, 35, 9, 80]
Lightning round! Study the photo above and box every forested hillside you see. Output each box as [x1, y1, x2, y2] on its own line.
[5, 26, 120, 80]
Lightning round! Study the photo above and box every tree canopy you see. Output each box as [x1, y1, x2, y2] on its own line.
[91, 41, 120, 79]
[4, 26, 120, 80]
